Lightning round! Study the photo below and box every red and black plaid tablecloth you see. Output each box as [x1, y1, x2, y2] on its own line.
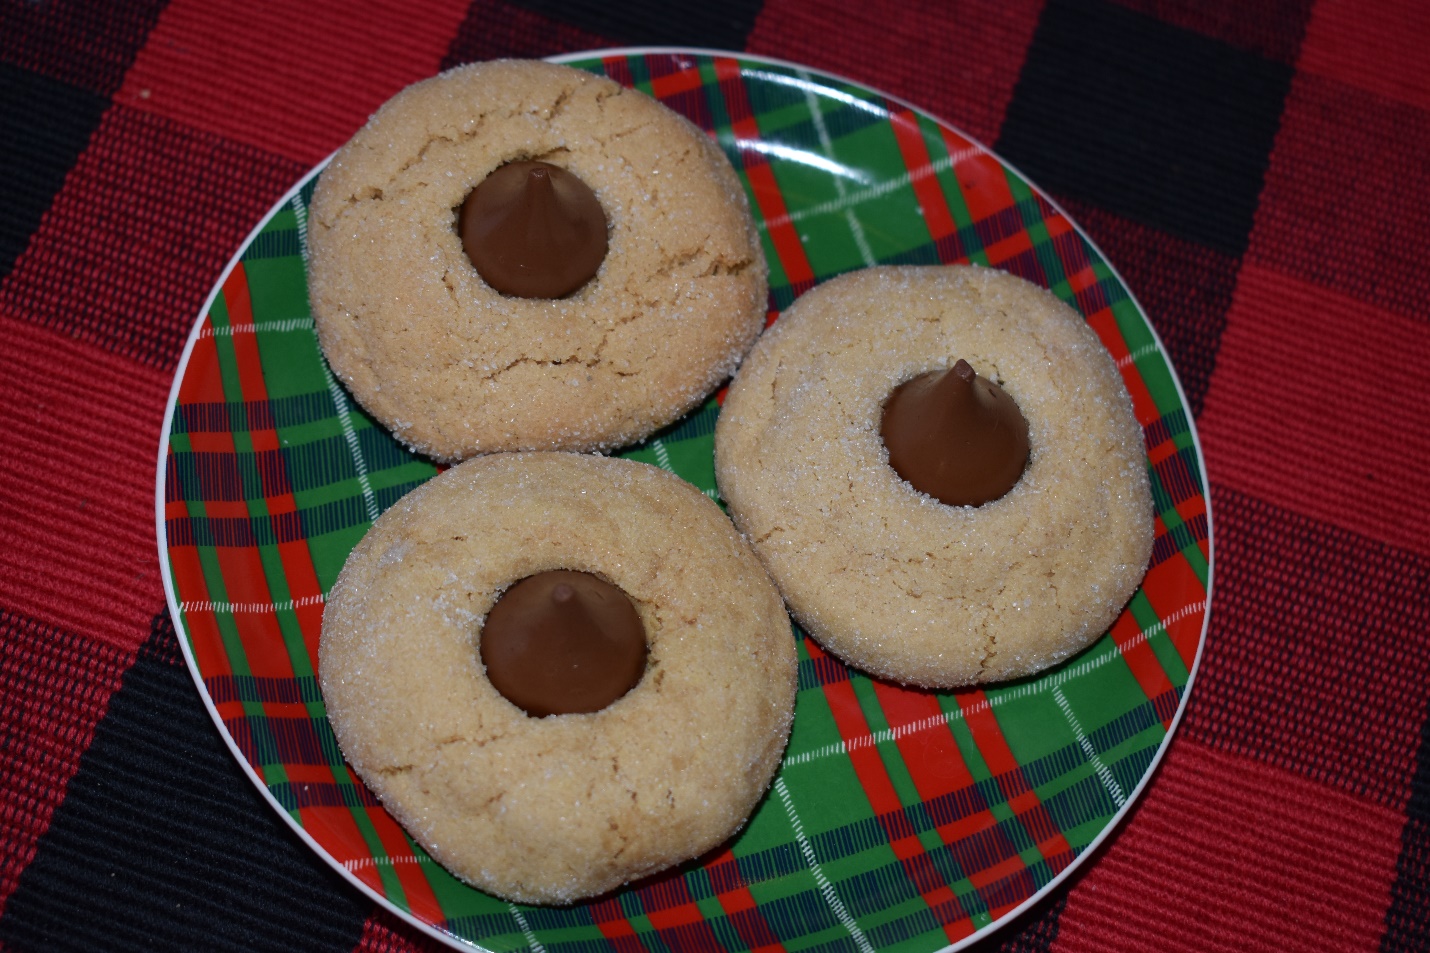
[1, 1, 1427, 951]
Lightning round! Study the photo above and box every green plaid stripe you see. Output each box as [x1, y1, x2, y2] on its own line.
[160, 51, 1210, 952]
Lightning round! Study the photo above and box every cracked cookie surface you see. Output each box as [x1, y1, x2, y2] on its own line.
[307, 60, 767, 461]
[714, 265, 1154, 688]
[319, 453, 797, 904]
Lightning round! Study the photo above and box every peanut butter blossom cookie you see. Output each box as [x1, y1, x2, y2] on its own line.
[306, 59, 767, 461]
[714, 265, 1154, 689]
[319, 453, 797, 904]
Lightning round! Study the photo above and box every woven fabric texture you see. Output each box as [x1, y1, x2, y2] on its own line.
[1, 1, 1427, 951]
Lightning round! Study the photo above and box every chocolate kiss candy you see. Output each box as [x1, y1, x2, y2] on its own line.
[480, 570, 647, 717]
[880, 359, 1031, 507]
[459, 160, 608, 299]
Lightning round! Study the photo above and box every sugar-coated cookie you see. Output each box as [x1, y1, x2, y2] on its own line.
[714, 265, 1153, 688]
[307, 60, 767, 461]
[319, 453, 796, 904]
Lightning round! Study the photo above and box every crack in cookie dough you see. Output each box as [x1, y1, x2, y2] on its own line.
[438, 268, 459, 307]
[329, 83, 603, 222]
[307, 60, 768, 460]
[373, 763, 414, 777]
[319, 453, 797, 904]
[715, 265, 1154, 689]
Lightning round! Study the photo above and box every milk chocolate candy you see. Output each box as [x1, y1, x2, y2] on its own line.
[459, 161, 608, 299]
[480, 569, 647, 717]
[881, 359, 1030, 506]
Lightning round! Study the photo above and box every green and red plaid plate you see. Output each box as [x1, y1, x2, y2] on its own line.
[157, 49, 1212, 952]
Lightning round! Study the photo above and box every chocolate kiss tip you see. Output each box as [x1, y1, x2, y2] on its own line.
[459, 160, 607, 299]
[480, 570, 646, 717]
[881, 360, 1031, 507]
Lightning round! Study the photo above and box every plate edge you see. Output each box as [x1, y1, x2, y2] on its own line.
[152, 46, 1220, 953]
[151, 156, 495, 953]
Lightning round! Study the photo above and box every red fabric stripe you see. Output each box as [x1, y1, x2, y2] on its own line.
[441, 0, 611, 67]
[1052, 740, 1401, 952]
[1246, 71, 1430, 325]
[349, 907, 430, 952]
[117, 0, 471, 165]
[1297, 0, 1430, 110]
[0, 314, 169, 652]
[1199, 263, 1430, 556]
[0, 105, 305, 371]
[0, 611, 136, 916]
[745, 0, 1042, 147]
[0, 0, 167, 96]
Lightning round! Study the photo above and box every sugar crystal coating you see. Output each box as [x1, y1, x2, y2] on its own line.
[307, 60, 767, 461]
[714, 265, 1154, 688]
[319, 453, 796, 904]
